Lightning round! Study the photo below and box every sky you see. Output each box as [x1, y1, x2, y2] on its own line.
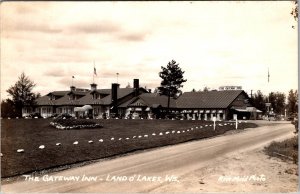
[1, 1, 298, 99]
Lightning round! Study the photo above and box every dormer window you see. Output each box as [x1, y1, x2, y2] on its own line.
[69, 94, 75, 100]
[49, 94, 54, 100]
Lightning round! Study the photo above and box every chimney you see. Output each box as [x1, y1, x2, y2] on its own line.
[90, 83, 97, 91]
[133, 79, 139, 96]
[70, 86, 76, 91]
[111, 83, 119, 114]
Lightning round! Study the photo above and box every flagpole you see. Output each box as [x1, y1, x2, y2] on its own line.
[93, 61, 95, 84]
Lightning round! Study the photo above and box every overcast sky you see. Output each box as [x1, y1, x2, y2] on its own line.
[1, 1, 298, 98]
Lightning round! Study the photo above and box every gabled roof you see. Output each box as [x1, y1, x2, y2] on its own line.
[100, 88, 141, 105]
[91, 89, 111, 95]
[36, 95, 56, 106]
[119, 93, 176, 108]
[46, 91, 69, 96]
[176, 90, 244, 109]
[67, 91, 89, 96]
[35, 88, 146, 106]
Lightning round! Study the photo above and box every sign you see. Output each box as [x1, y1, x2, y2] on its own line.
[233, 114, 237, 120]
[265, 103, 271, 107]
[213, 116, 216, 130]
[233, 114, 238, 129]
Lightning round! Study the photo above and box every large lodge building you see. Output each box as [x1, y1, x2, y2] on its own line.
[22, 79, 262, 120]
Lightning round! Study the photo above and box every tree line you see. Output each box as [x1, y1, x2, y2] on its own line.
[1, 61, 298, 119]
[251, 90, 298, 116]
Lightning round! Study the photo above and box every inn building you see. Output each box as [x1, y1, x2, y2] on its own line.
[22, 79, 262, 120]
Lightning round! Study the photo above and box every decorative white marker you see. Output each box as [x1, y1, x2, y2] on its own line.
[73, 141, 78, 145]
[119, 138, 122, 141]
[212, 117, 217, 130]
[233, 114, 238, 129]
[126, 137, 129, 140]
[152, 133, 156, 136]
[111, 137, 114, 141]
[56, 143, 61, 146]
[138, 135, 142, 138]
[177, 131, 181, 134]
[0, 153, 3, 157]
[133, 136, 136, 139]
[159, 132, 163, 135]
[165, 131, 170, 134]
[39, 145, 45, 149]
[88, 140, 93, 143]
[99, 139, 103, 142]
[172, 131, 175, 133]
[144, 135, 148, 138]
[17, 149, 24, 153]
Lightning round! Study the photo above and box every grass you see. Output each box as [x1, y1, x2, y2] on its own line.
[264, 136, 298, 164]
[1, 118, 257, 178]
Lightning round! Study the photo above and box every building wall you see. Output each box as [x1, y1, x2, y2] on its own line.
[230, 93, 251, 107]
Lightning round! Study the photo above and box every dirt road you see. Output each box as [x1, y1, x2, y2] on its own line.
[1, 122, 296, 193]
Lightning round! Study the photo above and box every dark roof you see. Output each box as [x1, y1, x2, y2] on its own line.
[119, 93, 176, 108]
[67, 91, 89, 96]
[91, 89, 111, 95]
[176, 90, 244, 109]
[46, 91, 69, 96]
[35, 88, 140, 106]
[36, 96, 55, 106]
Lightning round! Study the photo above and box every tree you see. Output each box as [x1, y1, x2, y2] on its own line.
[158, 60, 187, 113]
[191, 88, 196, 92]
[6, 72, 40, 117]
[291, 0, 298, 28]
[268, 92, 286, 115]
[0, 99, 18, 118]
[291, 0, 298, 21]
[287, 89, 298, 115]
[252, 90, 267, 114]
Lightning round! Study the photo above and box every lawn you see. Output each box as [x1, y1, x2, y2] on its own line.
[1, 118, 257, 178]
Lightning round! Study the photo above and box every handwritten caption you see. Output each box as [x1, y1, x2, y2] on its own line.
[218, 174, 266, 182]
[23, 174, 180, 183]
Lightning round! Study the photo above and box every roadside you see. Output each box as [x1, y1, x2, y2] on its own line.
[150, 148, 298, 193]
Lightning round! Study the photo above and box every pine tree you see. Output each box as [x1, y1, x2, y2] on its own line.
[158, 60, 187, 113]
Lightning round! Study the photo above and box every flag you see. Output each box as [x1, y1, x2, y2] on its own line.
[94, 67, 97, 76]
[268, 68, 270, 83]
